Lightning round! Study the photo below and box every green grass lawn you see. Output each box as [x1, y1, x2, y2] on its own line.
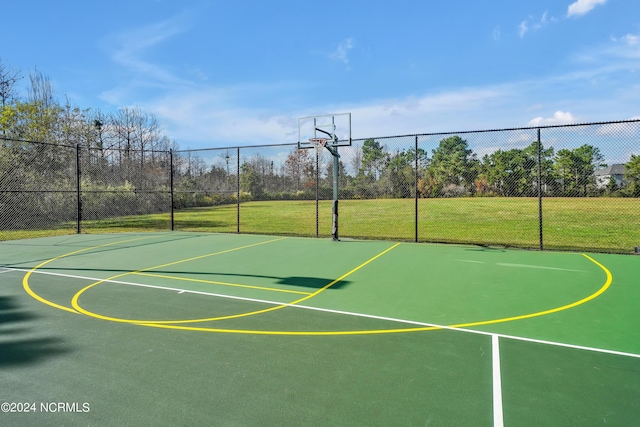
[2, 198, 639, 253]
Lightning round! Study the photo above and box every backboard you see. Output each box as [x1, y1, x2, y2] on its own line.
[297, 113, 351, 149]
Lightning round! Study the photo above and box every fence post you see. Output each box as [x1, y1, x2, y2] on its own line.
[415, 135, 419, 243]
[169, 149, 174, 231]
[237, 147, 240, 234]
[537, 128, 543, 250]
[315, 147, 319, 238]
[75, 144, 82, 234]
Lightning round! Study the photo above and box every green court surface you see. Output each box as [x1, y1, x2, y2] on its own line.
[1, 232, 639, 426]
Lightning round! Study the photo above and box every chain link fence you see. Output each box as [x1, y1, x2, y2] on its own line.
[79, 145, 173, 233]
[0, 140, 78, 238]
[2, 120, 639, 253]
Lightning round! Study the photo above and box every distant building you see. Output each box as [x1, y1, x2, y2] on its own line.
[594, 164, 626, 189]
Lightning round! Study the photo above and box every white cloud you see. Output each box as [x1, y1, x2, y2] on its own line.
[143, 84, 302, 146]
[595, 120, 640, 137]
[576, 31, 640, 64]
[328, 38, 355, 64]
[611, 34, 639, 46]
[141, 82, 514, 148]
[143, 62, 635, 148]
[527, 111, 577, 126]
[518, 21, 528, 38]
[492, 26, 501, 41]
[518, 12, 556, 38]
[100, 14, 194, 104]
[567, 0, 607, 17]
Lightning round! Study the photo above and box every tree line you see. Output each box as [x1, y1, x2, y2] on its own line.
[1, 59, 188, 225]
[1, 60, 176, 160]
[2, 57, 639, 225]
[350, 136, 640, 198]
[236, 135, 640, 201]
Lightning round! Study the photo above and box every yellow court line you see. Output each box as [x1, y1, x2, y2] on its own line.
[118, 251, 612, 335]
[134, 322, 440, 335]
[449, 253, 613, 329]
[70, 237, 289, 323]
[23, 235, 285, 314]
[24, 239, 613, 336]
[280, 242, 403, 306]
[22, 235, 159, 314]
[71, 242, 402, 325]
[132, 272, 312, 295]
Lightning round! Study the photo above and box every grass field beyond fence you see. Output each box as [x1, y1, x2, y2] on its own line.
[168, 197, 639, 253]
[3, 198, 638, 254]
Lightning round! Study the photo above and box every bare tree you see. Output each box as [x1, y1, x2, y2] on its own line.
[0, 58, 21, 108]
[112, 107, 137, 167]
[350, 145, 363, 176]
[23, 69, 60, 142]
[132, 108, 160, 167]
[284, 148, 314, 191]
[27, 68, 56, 108]
[59, 96, 91, 146]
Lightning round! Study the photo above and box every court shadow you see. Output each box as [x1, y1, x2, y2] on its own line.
[465, 245, 508, 253]
[276, 276, 350, 290]
[0, 296, 38, 327]
[0, 338, 72, 367]
[149, 272, 351, 290]
[14, 266, 352, 291]
[0, 296, 72, 367]
[0, 295, 21, 311]
[0, 310, 37, 325]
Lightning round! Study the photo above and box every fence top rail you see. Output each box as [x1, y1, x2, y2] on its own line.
[351, 118, 640, 142]
[0, 136, 76, 148]
[85, 146, 172, 155]
[175, 141, 298, 153]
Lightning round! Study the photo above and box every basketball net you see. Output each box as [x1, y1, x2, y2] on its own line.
[309, 138, 329, 155]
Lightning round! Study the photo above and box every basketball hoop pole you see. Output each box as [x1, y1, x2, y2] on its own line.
[331, 145, 339, 241]
[316, 128, 341, 241]
[311, 130, 340, 241]
[299, 113, 351, 242]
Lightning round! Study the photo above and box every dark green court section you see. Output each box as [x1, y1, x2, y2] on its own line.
[500, 338, 640, 426]
[1, 232, 639, 426]
[1, 271, 493, 426]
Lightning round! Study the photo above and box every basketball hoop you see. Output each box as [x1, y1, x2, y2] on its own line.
[309, 138, 328, 147]
[308, 138, 329, 154]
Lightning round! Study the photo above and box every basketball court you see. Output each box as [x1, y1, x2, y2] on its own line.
[1, 231, 639, 426]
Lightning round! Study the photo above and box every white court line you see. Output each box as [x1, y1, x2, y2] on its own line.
[456, 260, 585, 272]
[456, 259, 585, 272]
[496, 262, 585, 272]
[492, 335, 504, 427]
[9, 267, 640, 359]
[6, 267, 293, 306]
[0, 268, 14, 274]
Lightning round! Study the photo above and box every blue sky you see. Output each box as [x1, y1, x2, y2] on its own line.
[3, 0, 639, 148]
